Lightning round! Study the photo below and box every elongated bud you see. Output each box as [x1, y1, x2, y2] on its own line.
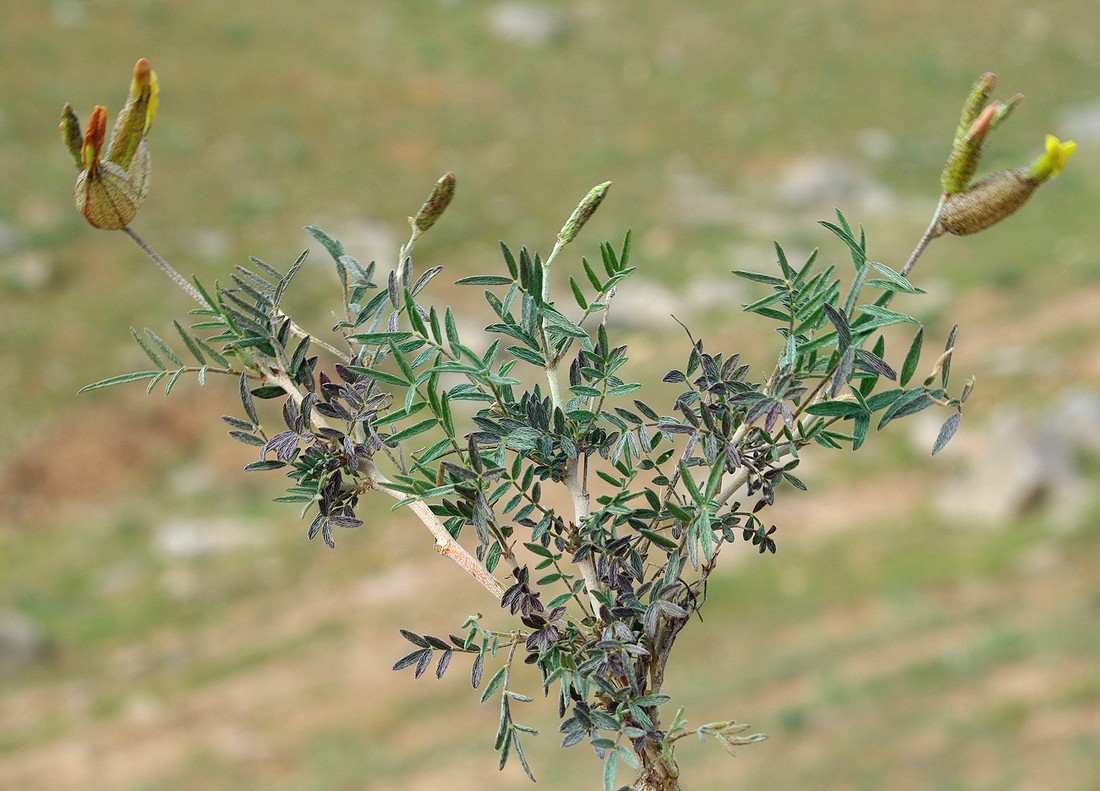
[990, 93, 1023, 128]
[937, 169, 1037, 236]
[941, 107, 993, 194]
[106, 58, 156, 171]
[411, 171, 456, 235]
[558, 181, 611, 245]
[80, 105, 108, 173]
[952, 73, 996, 148]
[941, 72, 1023, 195]
[60, 103, 83, 169]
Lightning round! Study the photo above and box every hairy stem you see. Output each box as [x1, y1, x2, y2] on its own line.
[900, 195, 946, 279]
[124, 225, 209, 306]
[564, 456, 602, 613]
[540, 237, 603, 613]
[634, 736, 681, 791]
[365, 461, 505, 601]
[273, 308, 350, 361]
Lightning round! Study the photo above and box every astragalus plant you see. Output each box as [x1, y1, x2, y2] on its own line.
[61, 62, 1074, 790]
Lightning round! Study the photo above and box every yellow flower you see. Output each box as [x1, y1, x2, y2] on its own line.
[1027, 135, 1076, 182]
[60, 58, 158, 230]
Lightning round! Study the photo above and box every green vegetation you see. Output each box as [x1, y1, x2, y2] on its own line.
[1, 2, 1097, 789]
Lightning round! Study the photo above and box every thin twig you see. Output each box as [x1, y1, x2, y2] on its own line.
[124, 225, 209, 306]
[365, 461, 505, 601]
[539, 237, 603, 613]
[900, 196, 946, 279]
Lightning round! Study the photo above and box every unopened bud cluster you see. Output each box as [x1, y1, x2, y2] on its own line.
[60, 58, 158, 230]
[934, 73, 1074, 238]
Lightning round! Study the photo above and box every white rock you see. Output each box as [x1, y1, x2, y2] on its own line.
[1, 252, 53, 292]
[488, 3, 569, 46]
[0, 612, 50, 676]
[153, 518, 267, 559]
[774, 157, 898, 217]
[935, 404, 1091, 529]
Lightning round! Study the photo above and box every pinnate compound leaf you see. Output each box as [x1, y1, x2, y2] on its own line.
[866, 261, 924, 294]
[471, 652, 485, 689]
[731, 269, 784, 286]
[805, 400, 866, 418]
[131, 327, 165, 369]
[243, 460, 285, 472]
[821, 302, 851, 349]
[392, 648, 429, 672]
[79, 371, 163, 392]
[173, 320, 207, 364]
[942, 325, 958, 387]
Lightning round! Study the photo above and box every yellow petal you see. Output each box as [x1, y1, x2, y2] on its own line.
[1027, 135, 1076, 181]
[145, 68, 158, 134]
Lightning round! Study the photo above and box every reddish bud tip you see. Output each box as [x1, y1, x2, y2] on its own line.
[81, 105, 108, 170]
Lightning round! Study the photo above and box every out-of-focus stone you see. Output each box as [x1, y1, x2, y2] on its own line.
[0, 612, 50, 676]
[1059, 100, 1100, 144]
[488, 3, 569, 46]
[935, 399, 1094, 529]
[153, 518, 267, 560]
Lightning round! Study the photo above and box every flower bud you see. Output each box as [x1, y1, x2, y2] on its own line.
[59, 103, 83, 169]
[941, 73, 1023, 194]
[74, 106, 147, 230]
[941, 105, 994, 195]
[951, 72, 996, 149]
[937, 169, 1036, 236]
[80, 105, 108, 173]
[411, 171, 456, 235]
[106, 57, 157, 171]
[558, 181, 611, 245]
[62, 58, 157, 230]
[937, 134, 1075, 236]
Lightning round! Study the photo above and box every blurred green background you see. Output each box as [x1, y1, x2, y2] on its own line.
[2, 1, 1099, 788]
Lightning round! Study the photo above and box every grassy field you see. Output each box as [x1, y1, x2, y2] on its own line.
[2, 1, 1099, 788]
